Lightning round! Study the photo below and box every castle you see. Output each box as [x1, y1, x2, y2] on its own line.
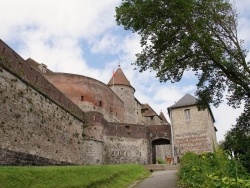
[0, 39, 217, 165]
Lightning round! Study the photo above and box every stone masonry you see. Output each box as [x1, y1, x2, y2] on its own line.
[0, 39, 217, 165]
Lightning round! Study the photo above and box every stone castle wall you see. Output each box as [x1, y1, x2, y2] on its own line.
[104, 122, 149, 164]
[143, 116, 164, 126]
[0, 38, 169, 165]
[0, 40, 85, 122]
[171, 106, 213, 154]
[0, 68, 88, 164]
[44, 73, 125, 123]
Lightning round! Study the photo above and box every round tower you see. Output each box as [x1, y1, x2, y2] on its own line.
[107, 66, 136, 124]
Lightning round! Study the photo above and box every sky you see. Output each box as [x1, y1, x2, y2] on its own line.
[0, 0, 249, 142]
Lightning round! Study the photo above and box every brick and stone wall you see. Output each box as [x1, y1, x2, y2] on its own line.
[0, 40, 85, 122]
[0, 38, 217, 166]
[104, 122, 149, 164]
[143, 116, 164, 126]
[44, 73, 125, 123]
[171, 105, 216, 154]
[0, 68, 88, 164]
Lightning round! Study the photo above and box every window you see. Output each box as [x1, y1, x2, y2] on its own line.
[81, 95, 84, 101]
[184, 109, 191, 120]
[99, 100, 102, 107]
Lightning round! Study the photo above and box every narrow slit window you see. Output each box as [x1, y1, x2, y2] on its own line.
[81, 95, 84, 101]
[99, 100, 102, 107]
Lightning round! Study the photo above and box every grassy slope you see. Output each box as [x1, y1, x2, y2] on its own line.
[0, 164, 150, 188]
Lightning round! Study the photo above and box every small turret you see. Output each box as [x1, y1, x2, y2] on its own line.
[107, 66, 135, 92]
[107, 66, 136, 124]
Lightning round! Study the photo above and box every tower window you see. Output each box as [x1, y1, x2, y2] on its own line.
[184, 109, 191, 120]
[81, 95, 84, 101]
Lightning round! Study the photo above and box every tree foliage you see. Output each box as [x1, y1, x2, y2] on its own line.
[221, 105, 250, 172]
[116, 0, 250, 109]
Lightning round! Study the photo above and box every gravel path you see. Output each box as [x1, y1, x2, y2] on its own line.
[132, 170, 179, 188]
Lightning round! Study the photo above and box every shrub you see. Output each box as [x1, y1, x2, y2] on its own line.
[178, 150, 250, 188]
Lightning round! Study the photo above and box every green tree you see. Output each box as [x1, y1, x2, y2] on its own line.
[221, 105, 250, 172]
[116, 0, 250, 109]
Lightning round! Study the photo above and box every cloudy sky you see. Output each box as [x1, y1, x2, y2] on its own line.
[1, 0, 249, 142]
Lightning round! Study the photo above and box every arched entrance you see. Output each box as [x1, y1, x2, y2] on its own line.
[152, 138, 171, 164]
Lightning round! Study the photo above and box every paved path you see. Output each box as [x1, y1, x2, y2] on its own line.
[132, 170, 179, 188]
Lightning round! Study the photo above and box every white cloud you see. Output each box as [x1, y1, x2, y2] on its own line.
[90, 34, 121, 55]
[0, 0, 119, 40]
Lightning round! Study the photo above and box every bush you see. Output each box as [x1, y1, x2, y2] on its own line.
[156, 158, 166, 164]
[178, 150, 250, 188]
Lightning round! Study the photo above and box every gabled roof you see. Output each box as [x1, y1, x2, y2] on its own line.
[168, 93, 215, 123]
[168, 93, 197, 109]
[159, 111, 170, 125]
[142, 104, 158, 117]
[107, 67, 134, 91]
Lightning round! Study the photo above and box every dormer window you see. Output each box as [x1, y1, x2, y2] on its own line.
[184, 109, 191, 120]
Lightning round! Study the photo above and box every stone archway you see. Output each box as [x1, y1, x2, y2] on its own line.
[152, 138, 171, 164]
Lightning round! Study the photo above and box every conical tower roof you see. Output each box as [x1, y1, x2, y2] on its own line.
[107, 67, 135, 91]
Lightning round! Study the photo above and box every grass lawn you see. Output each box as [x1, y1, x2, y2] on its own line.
[0, 164, 150, 188]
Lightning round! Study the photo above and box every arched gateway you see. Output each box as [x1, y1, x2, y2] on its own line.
[152, 138, 171, 164]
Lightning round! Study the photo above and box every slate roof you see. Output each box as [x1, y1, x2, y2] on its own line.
[107, 67, 134, 91]
[168, 93, 216, 123]
[168, 93, 197, 109]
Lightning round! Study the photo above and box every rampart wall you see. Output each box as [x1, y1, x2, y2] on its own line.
[0, 39, 106, 165]
[44, 73, 124, 123]
[0, 68, 87, 164]
[0, 39, 172, 166]
[104, 122, 149, 164]
[0, 40, 84, 122]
